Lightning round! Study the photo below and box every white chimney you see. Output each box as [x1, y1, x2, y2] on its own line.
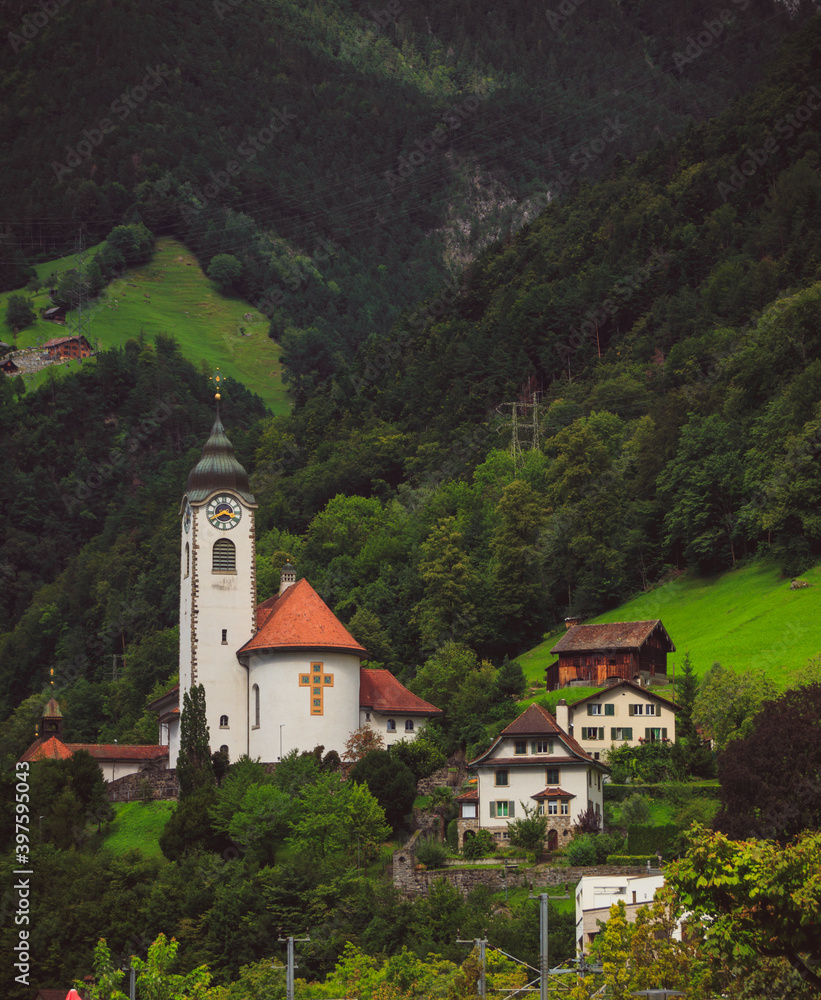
[555, 698, 570, 733]
[279, 561, 296, 595]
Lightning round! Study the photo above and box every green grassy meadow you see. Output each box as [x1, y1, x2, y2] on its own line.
[519, 559, 821, 691]
[97, 800, 175, 858]
[1, 237, 289, 413]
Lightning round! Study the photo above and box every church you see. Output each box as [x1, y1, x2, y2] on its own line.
[158, 408, 440, 766]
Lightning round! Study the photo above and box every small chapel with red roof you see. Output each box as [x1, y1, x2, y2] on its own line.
[159, 409, 440, 766]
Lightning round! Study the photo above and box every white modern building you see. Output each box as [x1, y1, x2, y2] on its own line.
[575, 872, 683, 956]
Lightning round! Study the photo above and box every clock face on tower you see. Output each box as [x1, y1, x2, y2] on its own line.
[205, 494, 242, 530]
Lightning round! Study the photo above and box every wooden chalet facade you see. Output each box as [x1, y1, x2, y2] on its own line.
[546, 620, 675, 690]
[44, 334, 91, 359]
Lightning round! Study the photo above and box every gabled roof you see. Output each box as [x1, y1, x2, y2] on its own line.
[43, 334, 89, 347]
[501, 702, 565, 737]
[469, 703, 607, 769]
[550, 620, 675, 654]
[569, 679, 680, 711]
[359, 669, 442, 715]
[239, 578, 367, 657]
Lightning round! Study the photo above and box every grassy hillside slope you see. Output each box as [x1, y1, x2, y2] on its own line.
[520, 560, 821, 690]
[1, 237, 288, 412]
[96, 801, 175, 858]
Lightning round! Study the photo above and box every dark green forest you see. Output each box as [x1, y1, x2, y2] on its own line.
[2, 2, 821, 996]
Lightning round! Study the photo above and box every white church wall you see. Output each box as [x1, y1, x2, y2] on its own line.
[364, 711, 426, 745]
[247, 649, 362, 759]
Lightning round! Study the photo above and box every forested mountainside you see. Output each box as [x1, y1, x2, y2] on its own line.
[0, 0, 811, 384]
[3, 13, 821, 758]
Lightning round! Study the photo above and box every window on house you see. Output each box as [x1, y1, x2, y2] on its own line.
[221, 629, 227, 644]
[252, 684, 260, 728]
[387, 719, 396, 732]
[629, 704, 656, 717]
[587, 704, 602, 716]
[604, 704, 615, 716]
[547, 800, 558, 815]
[365, 712, 371, 722]
[611, 727, 633, 741]
[561, 801, 569, 815]
[184, 542, 189, 578]
[490, 801, 514, 818]
[514, 740, 527, 754]
[462, 803, 476, 819]
[645, 727, 668, 741]
[212, 538, 236, 572]
[219, 715, 229, 728]
[545, 767, 559, 785]
[495, 769, 509, 786]
[582, 727, 604, 740]
[532, 739, 553, 754]
[220, 745, 229, 756]
[405, 719, 414, 731]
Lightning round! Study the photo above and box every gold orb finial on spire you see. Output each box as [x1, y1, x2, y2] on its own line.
[211, 368, 223, 401]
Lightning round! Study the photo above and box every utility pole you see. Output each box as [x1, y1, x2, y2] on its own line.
[457, 935, 488, 998]
[529, 888, 569, 1000]
[277, 934, 310, 1000]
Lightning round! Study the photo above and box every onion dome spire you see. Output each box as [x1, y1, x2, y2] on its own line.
[186, 404, 256, 504]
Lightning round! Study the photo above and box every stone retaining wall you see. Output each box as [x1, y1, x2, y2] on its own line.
[108, 768, 179, 802]
[392, 832, 650, 896]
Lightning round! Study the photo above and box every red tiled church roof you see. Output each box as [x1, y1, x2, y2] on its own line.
[359, 669, 442, 715]
[21, 736, 73, 762]
[240, 579, 367, 657]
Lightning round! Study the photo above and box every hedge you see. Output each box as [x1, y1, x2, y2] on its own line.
[606, 855, 658, 866]
[626, 823, 680, 859]
[605, 782, 720, 804]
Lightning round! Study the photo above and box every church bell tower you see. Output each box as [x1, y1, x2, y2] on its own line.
[174, 401, 257, 766]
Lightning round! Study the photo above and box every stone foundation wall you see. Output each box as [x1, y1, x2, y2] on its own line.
[108, 768, 179, 802]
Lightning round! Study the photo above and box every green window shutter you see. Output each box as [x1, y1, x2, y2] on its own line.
[587, 705, 593, 716]
[490, 802, 496, 818]
[645, 727, 650, 740]
[598, 728, 604, 740]
[531, 741, 537, 753]
[625, 728, 632, 740]
[509, 801, 515, 818]
[662, 728, 668, 739]
[605, 704, 614, 716]
[628, 704, 635, 717]
[610, 727, 617, 740]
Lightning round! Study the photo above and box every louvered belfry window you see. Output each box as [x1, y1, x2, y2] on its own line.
[213, 538, 236, 572]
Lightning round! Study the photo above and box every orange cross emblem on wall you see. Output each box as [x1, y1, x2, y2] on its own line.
[299, 661, 334, 715]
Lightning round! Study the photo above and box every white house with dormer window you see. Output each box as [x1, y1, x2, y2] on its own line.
[458, 703, 609, 852]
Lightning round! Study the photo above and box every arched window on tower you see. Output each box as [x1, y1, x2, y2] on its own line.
[252, 684, 260, 728]
[387, 719, 396, 732]
[405, 719, 414, 732]
[184, 542, 190, 579]
[213, 538, 236, 573]
[219, 715, 229, 728]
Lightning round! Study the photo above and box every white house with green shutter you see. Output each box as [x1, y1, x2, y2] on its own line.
[554, 680, 680, 760]
[459, 703, 609, 852]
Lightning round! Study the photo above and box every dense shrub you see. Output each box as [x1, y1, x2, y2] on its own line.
[462, 829, 496, 859]
[606, 855, 658, 866]
[414, 835, 449, 869]
[565, 831, 626, 866]
[619, 793, 650, 826]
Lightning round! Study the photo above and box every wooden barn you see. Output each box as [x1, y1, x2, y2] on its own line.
[43, 334, 91, 359]
[0, 358, 19, 374]
[546, 619, 675, 690]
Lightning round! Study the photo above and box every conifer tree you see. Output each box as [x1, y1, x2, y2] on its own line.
[176, 683, 215, 799]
